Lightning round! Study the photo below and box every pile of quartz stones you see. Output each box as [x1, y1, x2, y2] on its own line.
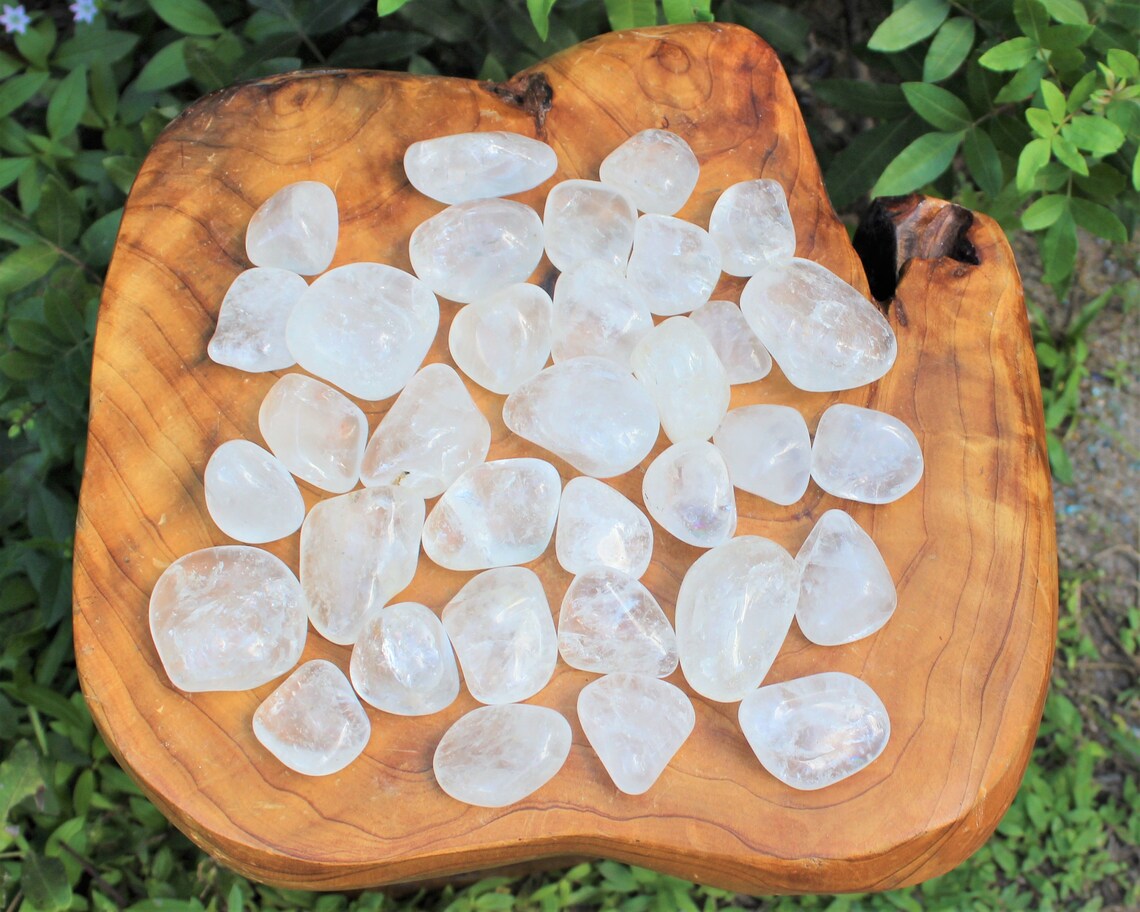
[149, 127, 924, 801]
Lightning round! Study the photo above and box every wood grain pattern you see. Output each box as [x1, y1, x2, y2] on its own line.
[72, 23, 1057, 894]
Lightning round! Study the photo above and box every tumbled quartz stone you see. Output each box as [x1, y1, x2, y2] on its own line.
[708, 178, 796, 276]
[434, 703, 571, 807]
[204, 439, 304, 544]
[149, 545, 307, 693]
[245, 181, 337, 276]
[543, 179, 637, 272]
[555, 476, 652, 578]
[350, 602, 459, 715]
[442, 567, 557, 704]
[578, 673, 695, 795]
[630, 317, 730, 444]
[503, 357, 659, 478]
[675, 536, 799, 702]
[558, 567, 677, 677]
[812, 404, 924, 504]
[627, 214, 722, 316]
[253, 660, 370, 776]
[642, 441, 736, 548]
[713, 405, 811, 506]
[258, 373, 367, 494]
[738, 672, 890, 790]
[360, 363, 490, 498]
[208, 268, 307, 372]
[286, 262, 439, 401]
[796, 510, 896, 646]
[598, 129, 700, 216]
[448, 283, 553, 394]
[551, 261, 652, 367]
[422, 458, 561, 571]
[409, 198, 543, 304]
[403, 131, 557, 204]
[740, 257, 896, 392]
[688, 299, 772, 384]
[301, 486, 424, 645]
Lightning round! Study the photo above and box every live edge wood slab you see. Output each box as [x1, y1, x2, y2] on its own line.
[72, 22, 1058, 895]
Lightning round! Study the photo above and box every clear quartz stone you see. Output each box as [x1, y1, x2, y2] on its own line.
[708, 179, 796, 276]
[627, 214, 722, 316]
[555, 476, 653, 578]
[448, 283, 553, 394]
[204, 439, 305, 544]
[403, 131, 557, 204]
[688, 299, 772, 384]
[208, 267, 307, 372]
[714, 405, 811, 505]
[551, 261, 652, 367]
[642, 441, 736, 548]
[811, 404, 924, 503]
[245, 181, 338, 276]
[598, 129, 700, 216]
[543, 179, 637, 272]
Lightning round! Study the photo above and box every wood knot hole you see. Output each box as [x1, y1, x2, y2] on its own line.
[653, 41, 691, 74]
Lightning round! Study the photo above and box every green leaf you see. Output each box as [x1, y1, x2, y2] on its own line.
[663, 0, 708, 22]
[814, 80, 910, 119]
[136, 38, 191, 92]
[0, 71, 49, 120]
[36, 178, 82, 246]
[1051, 134, 1088, 175]
[1041, 208, 1077, 284]
[325, 31, 433, 66]
[1026, 107, 1054, 138]
[825, 116, 924, 209]
[15, 18, 56, 70]
[603, 0, 658, 30]
[1021, 193, 1068, 229]
[22, 851, 73, 912]
[867, 0, 950, 53]
[376, 0, 411, 13]
[53, 30, 139, 69]
[1039, 80, 1065, 123]
[46, 66, 88, 140]
[871, 130, 962, 196]
[1040, 0, 1088, 24]
[1061, 115, 1126, 155]
[963, 127, 1003, 196]
[1065, 70, 1097, 112]
[995, 60, 1048, 103]
[103, 156, 141, 194]
[1133, 147, 1139, 191]
[1107, 48, 1140, 79]
[1014, 0, 1050, 43]
[978, 37, 1036, 71]
[147, 0, 225, 36]
[8, 318, 58, 356]
[1074, 162, 1125, 200]
[901, 82, 974, 130]
[526, 0, 557, 41]
[923, 17, 975, 82]
[0, 242, 59, 294]
[301, 0, 370, 36]
[0, 156, 32, 189]
[1016, 137, 1052, 192]
[1069, 198, 1127, 242]
[0, 741, 44, 839]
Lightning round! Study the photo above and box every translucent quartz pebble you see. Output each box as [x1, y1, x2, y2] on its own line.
[286, 263, 438, 401]
[149, 545, 307, 692]
[675, 536, 799, 702]
[578, 673, 695, 795]
[796, 510, 896, 646]
[350, 602, 459, 715]
[434, 703, 571, 807]
[503, 357, 659, 478]
[442, 567, 557, 704]
[253, 660, 370, 777]
[642, 441, 736, 548]
[258, 374, 366, 494]
[422, 458, 561, 571]
[555, 476, 652, 578]
[403, 131, 557, 204]
[204, 439, 304, 544]
[301, 486, 424, 645]
[812, 404, 924, 503]
[630, 317, 730, 444]
[740, 257, 896, 392]
[708, 178, 796, 276]
[558, 567, 678, 677]
[448, 283, 552, 394]
[627, 214, 722, 316]
[598, 129, 699, 216]
[713, 405, 811, 506]
[543, 179, 637, 272]
[551, 261, 652, 367]
[360, 363, 490, 498]
[688, 299, 772, 384]
[245, 181, 337, 276]
[208, 267, 307, 372]
[738, 672, 890, 790]
[409, 198, 543, 304]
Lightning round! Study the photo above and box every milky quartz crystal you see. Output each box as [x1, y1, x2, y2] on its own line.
[149, 546, 307, 692]
[286, 262, 439, 401]
[442, 567, 558, 704]
[713, 405, 811, 505]
[598, 129, 700, 216]
[555, 476, 652, 578]
[204, 439, 304, 544]
[688, 300, 772, 384]
[448, 283, 552, 394]
[675, 536, 799, 702]
[708, 178, 796, 276]
[300, 486, 424, 645]
[551, 261, 652, 366]
[740, 257, 896, 392]
[360, 363, 490, 497]
[630, 317, 730, 443]
[738, 672, 890, 790]
[253, 660, 370, 776]
[208, 268, 307, 372]
[578, 673, 695, 794]
[409, 198, 543, 304]
[421, 458, 561, 571]
[434, 704, 572, 807]
[627, 214, 722, 316]
[558, 567, 678, 677]
[642, 441, 736, 548]
[350, 602, 459, 715]
[503, 357, 659, 478]
[543, 179, 637, 272]
[245, 181, 337, 276]
[812, 404, 924, 503]
[403, 131, 557, 204]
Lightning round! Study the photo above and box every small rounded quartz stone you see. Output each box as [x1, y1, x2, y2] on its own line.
[555, 476, 653, 578]
[543, 179, 637, 272]
[448, 283, 553, 394]
[713, 405, 811, 506]
[688, 299, 772, 385]
[149, 545, 308, 693]
[642, 440, 736, 548]
[245, 181, 337, 276]
[551, 261, 652, 367]
[403, 131, 557, 204]
[708, 178, 796, 276]
[598, 129, 700, 216]
[627, 214, 722, 316]
[811, 404, 924, 504]
[208, 267, 307, 372]
[204, 439, 304, 544]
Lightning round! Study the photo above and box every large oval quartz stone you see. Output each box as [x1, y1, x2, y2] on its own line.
[551, 261, 652, 367]
[543, 179, 637, 272]
[555, 476, 653, 578]
[204, 439, 304, 544]
[714, 405, 811, 506]
[627, 214, 721, 316]
[598, 129, 699, 216]
[642, 441, 736, 548]
[811, 404, 924, 504]
[403, 131, 557, 204]
[245, 181, 338, 276]
[708, 178, 796, 276]
[448, 283, 553, 394]
[208, 267, 307, 372]
[688, 299, 772, 385]
[738, 672, 890, 790]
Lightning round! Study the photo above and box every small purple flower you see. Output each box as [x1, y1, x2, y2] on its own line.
[69, 0, 97, 25]
[0, 3, 30, 34]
